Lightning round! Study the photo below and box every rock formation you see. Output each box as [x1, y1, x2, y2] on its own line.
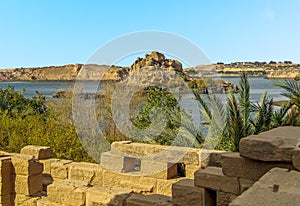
[131, 51, 183, 74]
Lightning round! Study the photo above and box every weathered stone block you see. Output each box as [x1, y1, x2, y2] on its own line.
[229, 168, 300, 206]
[194, 167, 240, 195]
[217, 191, 237, 206]
[141, 160, 178, 179]
[68, 162, 103, 186]
[12, 193, 39, 205]
[39, 158, 59, 175]
[126, 194, 172, 206]
[12, 173, 43, 196]
[50, 159, 72, 179]
[200, 150, 227, 168]
[47, 180, 88, 205]
[239, 179, 254, 194]
[293, 148, 300, 171]
[221, 152, 295, 181]
[172, 179, 204, 206]
[86, 186, 133, 206]
[11, 154, 43, 176]
[239, 127, 300, 162]
[185, 165, 201, 178]
[156, 178, 180, 196]
[103, 169, 157, 194]
[101, 151, 137, 173]
[37, 197, 60, 206]
[20, 145, 51, 160]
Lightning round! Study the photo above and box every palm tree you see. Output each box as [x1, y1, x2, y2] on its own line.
[194, 72, 284, 151]
[273, 80, 300, 126]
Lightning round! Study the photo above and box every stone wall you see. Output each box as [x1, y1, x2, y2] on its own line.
[0, 126, 299, 205]
[172, 126, 300, 206]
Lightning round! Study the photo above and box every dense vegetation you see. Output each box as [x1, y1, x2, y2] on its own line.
[0, 73, 299, 162]
[0, 86, 93, 162]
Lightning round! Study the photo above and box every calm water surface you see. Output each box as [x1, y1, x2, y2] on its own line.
[0, 77, 288, 101]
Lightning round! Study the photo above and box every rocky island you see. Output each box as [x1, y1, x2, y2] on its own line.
[1, 53, 299, 82]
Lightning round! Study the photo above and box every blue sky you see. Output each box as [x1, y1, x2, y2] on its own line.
[0, 0, 300, 68]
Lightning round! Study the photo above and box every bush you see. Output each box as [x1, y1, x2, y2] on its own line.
[0, 85, 94, 162]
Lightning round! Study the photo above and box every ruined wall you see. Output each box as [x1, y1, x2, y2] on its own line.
[0, 127, 299, 205]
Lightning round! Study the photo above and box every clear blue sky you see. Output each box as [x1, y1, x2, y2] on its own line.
[1, 0, 300, 68]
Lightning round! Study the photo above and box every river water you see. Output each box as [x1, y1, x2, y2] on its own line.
[0, 77, 288, 101]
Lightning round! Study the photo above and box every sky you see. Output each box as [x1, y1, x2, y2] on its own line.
[0, 0, 300, 68]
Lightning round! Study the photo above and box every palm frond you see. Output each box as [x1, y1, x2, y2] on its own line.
[238, 72, 251, 136]
[274, 80, 300, 108]
[193, 91, 212, 124]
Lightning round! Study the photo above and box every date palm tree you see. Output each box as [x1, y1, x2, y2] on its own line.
[194, 72, 277, 151]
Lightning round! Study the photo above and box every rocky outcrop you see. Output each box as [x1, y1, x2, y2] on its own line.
[131, 51, 183, 74]
[0, 64, 132, 82]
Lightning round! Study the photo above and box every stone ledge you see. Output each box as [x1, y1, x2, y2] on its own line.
[239, 127, 300, 162]
[20, 145, 51, 160]
[194, 167, 240, 195]
[221, 152, 295, 181]
[229, 168, 300, 206]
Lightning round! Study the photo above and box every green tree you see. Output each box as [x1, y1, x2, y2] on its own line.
[131, 87, 204, 147]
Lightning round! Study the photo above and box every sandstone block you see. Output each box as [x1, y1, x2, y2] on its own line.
[50, 159, 72, 179]
[146, 147, 200, 166]
[86, 186, 133, 206]
[229, 168, 300, 206]
[68, 162, 103, 186]
[238, 179, 254, 194]
[156, 178, 180, 196]
[194, 167, 240, 195]
[126, 194, 172, 206]
[11, 154, 43, 176]
[102, 169, 157, 194]
[47, 180, 88, 205]
[39, 158, 59, 175]
[20, 145, 51, 160]
[239, 127, 300, 162]
[221, 152, 295, 181]
[12, 173, 43, 195]
[12, 193, 39, 205]
[185, 165, 201, 178]
[200, 150, 227, 168]
[172, 179, 204, 206]
[141, 160, 178, 179]
[293, 148, 300, 171]
[37, 197, 60, 206]
[217, 191, 237, 206]
[101, 152, 137, 173]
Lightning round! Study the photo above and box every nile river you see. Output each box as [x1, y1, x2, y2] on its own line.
[0, 77, 288, 102]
